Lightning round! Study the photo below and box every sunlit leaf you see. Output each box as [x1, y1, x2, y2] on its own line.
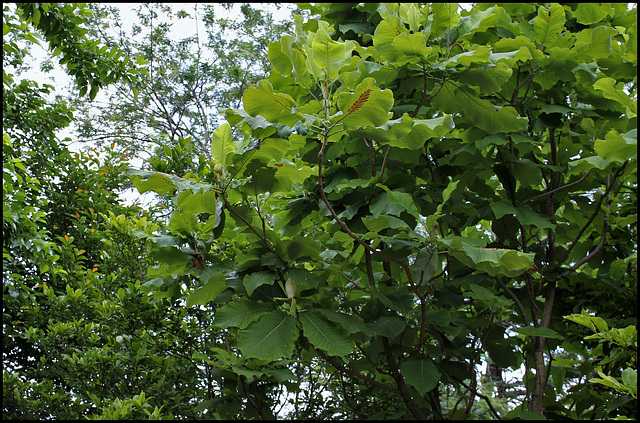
[238, 311, 297, 360]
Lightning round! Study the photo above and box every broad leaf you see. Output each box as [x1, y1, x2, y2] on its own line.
[187, 272, 227, 307]
[211, 123, 235, 172]
[401, 357, 441, 396]
[431, 81, 528, 134]
[412, 247, 438, 284]
[213, 298, 276, 329]
[238, 311, 297, 360]
[595, 130, 637, 162]
[534, 4, 565, 48]
[243, 80, 303, 127]
[127, 167, 211, 194]
[243, 271, 276, 297]
[513, 326, 565, 340]
[300, 310, 354, 356]
[335, 77, 394, 130]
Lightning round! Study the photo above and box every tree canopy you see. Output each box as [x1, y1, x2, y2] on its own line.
[3, 2, 637, 420]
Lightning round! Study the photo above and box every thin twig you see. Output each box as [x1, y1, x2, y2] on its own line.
[559, 161, 628, 265]
[523, 170, 592, 204]
[495, 276, 531, 326]
[314, 348, 401, 395]
[452, 376, 502, 420]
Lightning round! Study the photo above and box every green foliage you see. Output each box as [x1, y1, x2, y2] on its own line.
[128, 2, 636, 419]
[565, 311, 637, 401]
[5, 1, 637, 420]
[3, 4, 222, 420]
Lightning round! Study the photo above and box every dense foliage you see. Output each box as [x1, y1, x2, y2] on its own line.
[4, 2, 637, 420]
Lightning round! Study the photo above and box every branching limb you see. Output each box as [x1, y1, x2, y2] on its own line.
[452, 375, 502, 420]
[495, 276, 531, 326]
[559, 160, 628, 265]
[317, 135, 419, 293]
[382, 337, 427, 420]
[523, 170, 592, 204]
[314, 348, 401, 395]
[222, 193, 272, 251]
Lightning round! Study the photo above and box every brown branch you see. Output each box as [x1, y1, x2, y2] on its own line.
[317, 135, 418, 292]
[339, 272, 370, 294]
[452, 376, 502, 420]
[559, 161, 628, 265]
[494, 276, 531, 326]
[560, 218, 609, 279]
[523, 169, 592, 204]
[314, 348, 401, 395]
[383, 337, 427, 420]
[222, 194, 272, 251]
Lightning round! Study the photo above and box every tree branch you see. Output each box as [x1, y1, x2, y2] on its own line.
[495, 276, 530, 326]
[452, 375, 502, 420]
[559, 161, 628, 265]
[382, 337, 427, 420]
[222, 194, 272, 251]
[522, 169, 592, 204]
[314, 348, 401, 395]
[317, 135, 419, 293]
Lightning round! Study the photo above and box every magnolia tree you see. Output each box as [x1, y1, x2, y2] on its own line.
[128, 3, 637, 419]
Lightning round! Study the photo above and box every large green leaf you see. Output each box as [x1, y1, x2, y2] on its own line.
[243, 271, 276, 297]
[213, 298, 276, 329]
[176, 190, 217, 215]
[268, 35, 294, 76]
[348, 114, 454, 150]
[456, 6, 499, 40]
[595, 130, 637, 162]
[275, 234, 321, 264]
[376, 185, 420, 219]
[168, 209, 200, 236]
[458, 62, 513, 94]
[127, 167, 211, 195]
[316, 309, 374, 336]
[454, 246, 534, 278]
[300, 310, 354, 356]
[515, 206, 556, 230]
[564, 310, 610, 333]
[310, 26, 354, 81]
[187, 272, 227, 307]
[574, 3, 613, 25]
[574, 26, 617, 61]
[390, 32, 433, 63]
[427, 3, 459, 41]
[151, 246, 190, 265]
[533, 4, 565, 48]
[367, 315, 405, 338]
[373, 16, 406, 62]
[335, 77, 394, 130]
[593, 78, 637, 117]
[412, 247, 439, 284]
[250, 161, 315, 194]
[431, 81, 528, 134]
[513, 326, 564, 340]
[401, 357, 441, 396]
[439, 237, 535, 277]
[238, 311, 297, 360]
[211, 123, 235, 172]
[436, 46, 491, 68]
[243, 80, 303, 127]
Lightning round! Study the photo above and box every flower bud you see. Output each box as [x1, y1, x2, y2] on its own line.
[285, 278, 296, 299]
